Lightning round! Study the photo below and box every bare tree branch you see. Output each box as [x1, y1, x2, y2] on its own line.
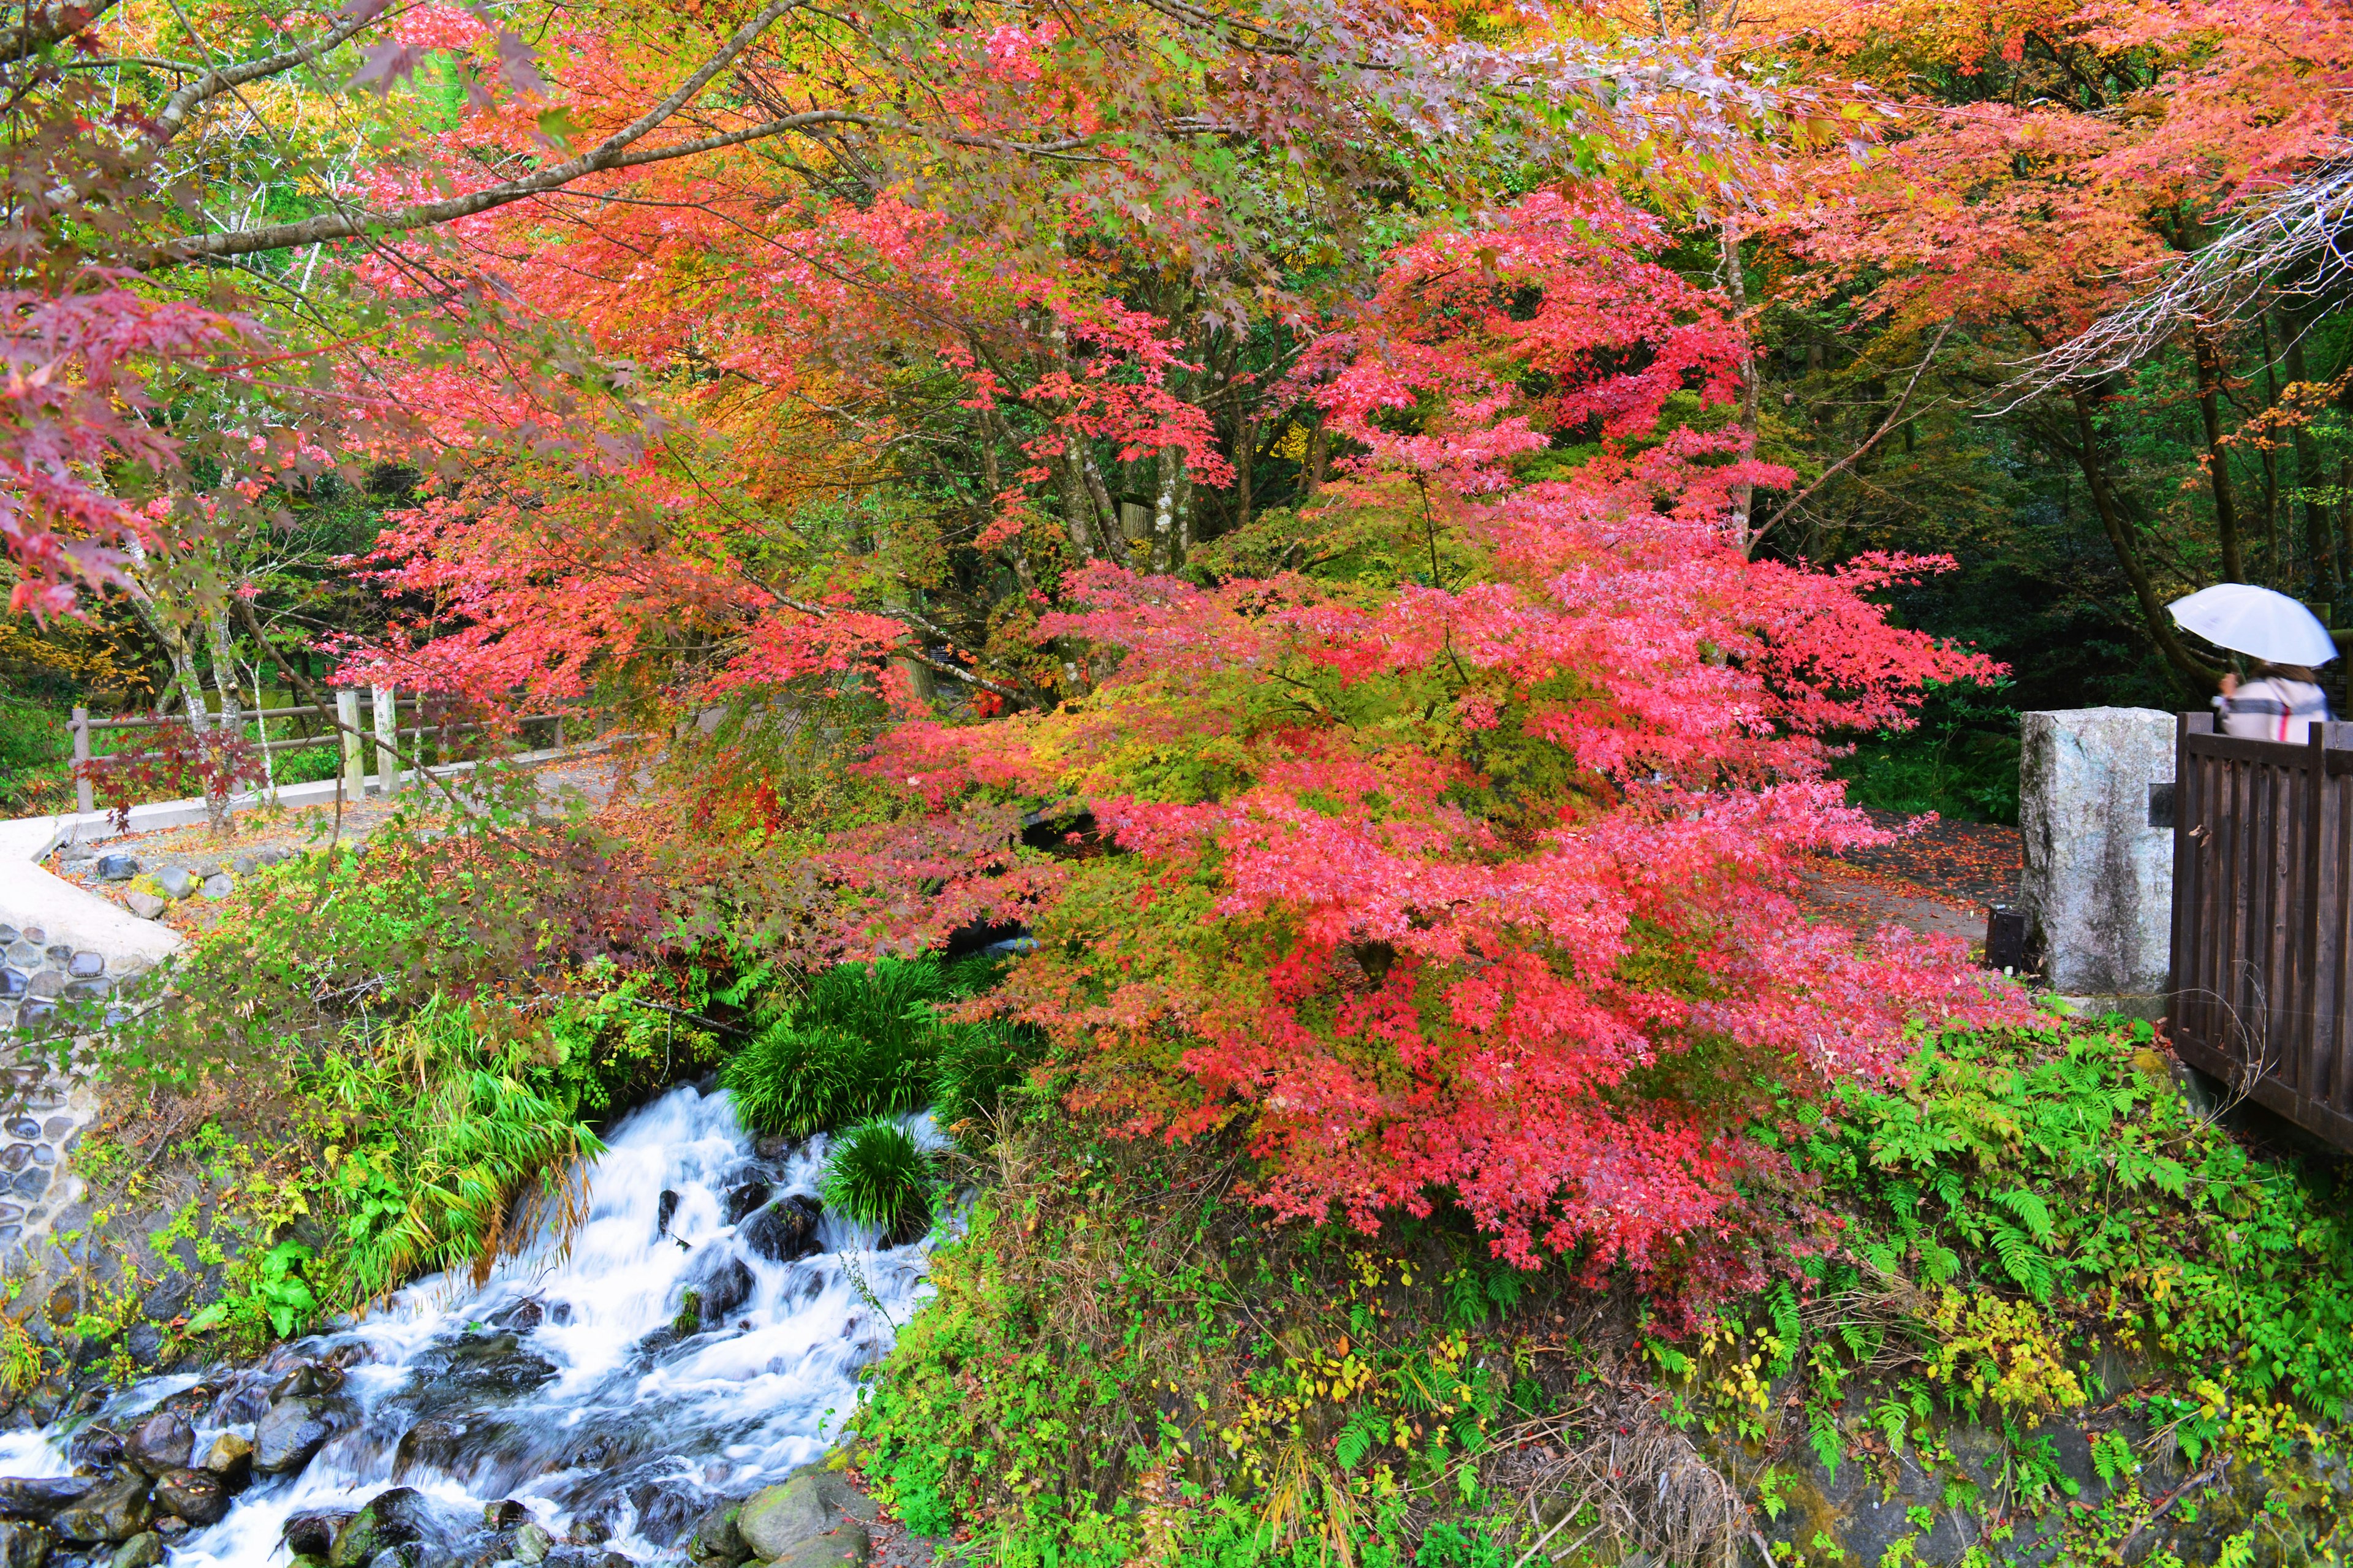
[1761, 317, 1953, 538]
[2021, 152, 2353, 387]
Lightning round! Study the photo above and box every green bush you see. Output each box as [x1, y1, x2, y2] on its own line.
[821, 1119, 934, 1242]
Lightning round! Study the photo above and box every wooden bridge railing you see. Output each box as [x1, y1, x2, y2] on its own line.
[2169, 711, 2353, 1151]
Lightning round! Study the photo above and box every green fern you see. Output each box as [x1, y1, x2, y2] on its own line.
[1335, 1404, 1387, 1469]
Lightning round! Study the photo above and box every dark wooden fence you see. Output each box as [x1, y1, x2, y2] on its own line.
[2169, 711, 2353, 1151]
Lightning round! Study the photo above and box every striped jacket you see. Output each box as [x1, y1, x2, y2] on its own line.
[2216, 677, 2333, 743]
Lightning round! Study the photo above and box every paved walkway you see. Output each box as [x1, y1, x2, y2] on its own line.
[1798, 812, 2023, 948]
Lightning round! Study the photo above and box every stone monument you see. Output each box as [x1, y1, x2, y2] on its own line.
[2018, 707, 2176, 1004]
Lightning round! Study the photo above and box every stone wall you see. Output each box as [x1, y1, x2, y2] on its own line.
[0, 816, 183, 1263]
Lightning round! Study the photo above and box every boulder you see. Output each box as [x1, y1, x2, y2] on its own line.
[94, 855, 137, 882]
[736, 1475, 831, 1561]
[123, 1411, 193, 1472]
[64, 1424, 123, 1472]
[271, 1362, 344, 1400]
[199, 873, 233, 901]
[741, 1196, 823, 1264]
[199, 1431, 253, 1489]
[724, 1180, 772, 1224]
[123, 892, 166, 921]
[253, 1395, 335, 1474]
[0, 1478, 97, 1521]
[50, 1476, 151, 1545]
[654, 1190, 679, 1240]
[108, 1531, 163, 1568]
[768, 1521, 870, 1568]
[0, 1520, 52, 1568]
[327, 1487, 462, 1568]
[482, 1501, 533, 1532]
[513, 1522, 554, 1564]
[392, 1418, 469, 1479]
[153, 868, 193, 900]
[681, 1500, 743, 1567]
[152, 1468, 227, 1527]
[282, 1507, 355, 1557]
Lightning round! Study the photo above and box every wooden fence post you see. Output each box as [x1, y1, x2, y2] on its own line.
[373, 684, 401, 794]
[336, 689, 367, 797]
[70, 706, 93, 815]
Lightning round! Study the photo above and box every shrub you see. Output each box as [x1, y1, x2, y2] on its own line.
[820, 1120, 933, 1243]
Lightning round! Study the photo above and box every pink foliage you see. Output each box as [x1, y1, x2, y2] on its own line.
[873, 186, 2028, 1293]
[0, 280, 248, 616]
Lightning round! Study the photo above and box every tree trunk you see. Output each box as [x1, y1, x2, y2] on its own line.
[2069, 392, 2220, 686]
[1054, 447, 1098, 560]
[2283, 325, 2340, 608]
[1080, 445, 1120, 553]
[202, 601, 244, 830]
[1718, 216, 1759, 557]
[1151, 449, 1181, 572]
[1175, 456, 1195, 564]
[1234, 411, 1254, 532]
[2191, 332, 2245, 582]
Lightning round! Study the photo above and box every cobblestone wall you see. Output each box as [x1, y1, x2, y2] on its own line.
[0, 919, 139, 1259]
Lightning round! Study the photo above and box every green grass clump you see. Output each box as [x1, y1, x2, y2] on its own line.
[821, 1120, 934, 1242]
[722, 956, 1042, 1141]
[722, 1021, 882, 1138]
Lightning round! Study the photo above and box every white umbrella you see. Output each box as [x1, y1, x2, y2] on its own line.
[2167, 583, 2339, 666]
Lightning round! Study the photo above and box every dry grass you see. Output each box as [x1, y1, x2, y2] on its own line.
[1488, 1387, 1757, 1568]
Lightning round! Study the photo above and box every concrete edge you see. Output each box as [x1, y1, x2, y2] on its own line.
[0, 820, 186, 966]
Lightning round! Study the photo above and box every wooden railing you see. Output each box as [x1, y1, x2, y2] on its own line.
[2168, 711, 2353, 1151]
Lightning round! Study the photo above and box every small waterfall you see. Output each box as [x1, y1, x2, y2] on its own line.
[4, 1085, 941, 1562]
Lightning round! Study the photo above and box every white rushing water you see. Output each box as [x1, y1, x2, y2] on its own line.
[10, 1085, 941, 1564]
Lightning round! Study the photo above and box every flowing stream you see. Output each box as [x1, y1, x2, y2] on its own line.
[1, 1084, 940, 1563]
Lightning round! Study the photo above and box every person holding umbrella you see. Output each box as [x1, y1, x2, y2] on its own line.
[2169, 584, 2340, 743]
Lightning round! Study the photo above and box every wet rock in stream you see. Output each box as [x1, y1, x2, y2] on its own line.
[325, 1485, 466, 1567]
[0, 1520, 55, 1568]
[151, 1468, 227, 1527]
[741, 1194, 823, 1263]
[197, 1431, 251, 1488]
[253, 1395, 338, 1474]
[0, 1476, 96, 1521]
[50, 1474, 151, 1545]
[679, 1253, 755, 1327]
[406, 1331, 558, 1406]
[723, 1178, 771, 1223]
[282, 1506, 355, 1557]
[110, 1529, 165, 1567]
[121, 1409, 192, 1472]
